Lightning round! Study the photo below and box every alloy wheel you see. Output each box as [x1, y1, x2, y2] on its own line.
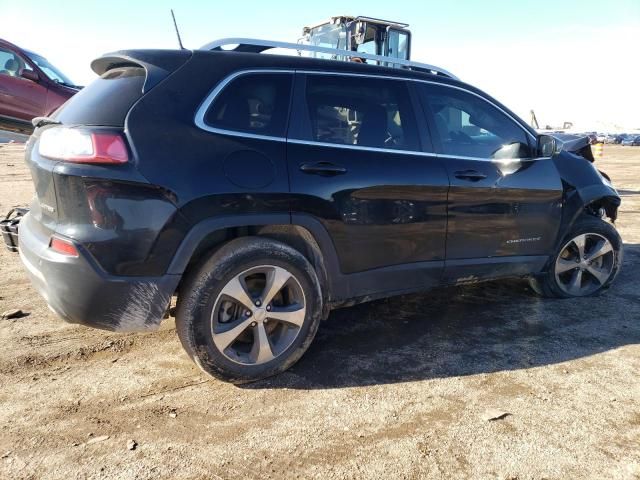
[210, 265, 306, 365]
[555, 233, 615, 296]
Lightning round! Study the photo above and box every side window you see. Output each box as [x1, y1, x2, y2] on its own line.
[421, 85, 532, 159]
[387, 30, 409, 60]
[301, 75, 420, 151]
[0, 48, 23, 77]
[203, 73, 293, 137]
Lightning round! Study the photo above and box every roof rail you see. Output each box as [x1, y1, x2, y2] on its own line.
[199, 38, 459, 80]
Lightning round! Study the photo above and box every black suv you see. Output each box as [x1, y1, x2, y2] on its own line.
[14, 41, 622, 382]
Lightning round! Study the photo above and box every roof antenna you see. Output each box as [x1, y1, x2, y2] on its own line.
[171, 9, 185, 50]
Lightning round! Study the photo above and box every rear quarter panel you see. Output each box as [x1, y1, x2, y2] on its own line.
[125, 51, 293, 224]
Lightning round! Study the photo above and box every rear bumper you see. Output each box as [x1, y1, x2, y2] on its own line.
[18, 212, 180, 332]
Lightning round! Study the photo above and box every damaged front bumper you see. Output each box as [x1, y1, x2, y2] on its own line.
[18, 212, 180, 332]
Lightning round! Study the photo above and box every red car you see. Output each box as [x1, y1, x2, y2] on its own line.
[0, 38, 80, 132]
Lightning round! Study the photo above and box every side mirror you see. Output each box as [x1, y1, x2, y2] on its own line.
[21, 70, 39, 82]
[537, 134, 557, 158]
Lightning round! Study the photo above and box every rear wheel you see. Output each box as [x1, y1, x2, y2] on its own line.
[530, 216, 622, 298]
[176, 237, 322, 383]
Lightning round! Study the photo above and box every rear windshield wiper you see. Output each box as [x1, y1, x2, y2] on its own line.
[32, 116, 61, 128]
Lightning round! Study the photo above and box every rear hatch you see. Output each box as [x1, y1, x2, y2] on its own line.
[26, 50, 191, 236]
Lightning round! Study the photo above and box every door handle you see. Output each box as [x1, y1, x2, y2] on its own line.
[300, 162, 347, 176]
[454, 170, 487, 181]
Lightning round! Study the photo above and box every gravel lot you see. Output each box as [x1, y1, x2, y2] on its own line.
[0, 142, 638, 479]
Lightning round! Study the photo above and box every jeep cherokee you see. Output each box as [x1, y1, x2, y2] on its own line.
[13, 40, 622, 382]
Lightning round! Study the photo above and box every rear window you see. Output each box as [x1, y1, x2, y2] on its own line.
[202, 73, 293, 138]
[54, 67, 146, 126]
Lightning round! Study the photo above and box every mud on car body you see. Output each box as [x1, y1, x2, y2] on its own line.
[7, 42, 622, 382]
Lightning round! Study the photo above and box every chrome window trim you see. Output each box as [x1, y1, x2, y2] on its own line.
[287, 138, 437, 158]
[287, 139, 547, 163]
[194, 68, 538, 156]
[437, 153, 546, 162]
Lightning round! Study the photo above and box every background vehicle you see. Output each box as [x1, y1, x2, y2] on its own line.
[10, 39, 622, 383]
[584, 132, 598, 144]
[300, 15, 411, 65]
[621, 135, 640, 146]
[0, 38, 79, 133]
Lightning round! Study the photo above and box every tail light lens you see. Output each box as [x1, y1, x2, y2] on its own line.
[49, 236, 79, 257]
[39, 127, 128, 164]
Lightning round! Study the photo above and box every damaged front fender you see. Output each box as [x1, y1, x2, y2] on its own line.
[552, 147, 621, 249]
[553, 134, 596, 163]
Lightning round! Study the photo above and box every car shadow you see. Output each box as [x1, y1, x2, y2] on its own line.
[243, 243, 640, 390]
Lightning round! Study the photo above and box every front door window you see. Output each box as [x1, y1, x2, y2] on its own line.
[421, 85, 532, 160]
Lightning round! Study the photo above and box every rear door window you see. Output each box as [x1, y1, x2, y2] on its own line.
[203, 73, 293, 138]
[297, 74, 420, 151]
[418, 84, 532, 160]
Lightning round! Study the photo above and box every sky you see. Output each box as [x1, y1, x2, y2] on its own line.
[2, 0, 639, 131]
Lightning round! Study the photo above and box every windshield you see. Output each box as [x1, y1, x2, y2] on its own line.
[25, 51, 75, 86]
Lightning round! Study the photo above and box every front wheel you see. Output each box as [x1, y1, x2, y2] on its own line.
[530, 216, 623, 298]
[176, 237, 323, 383]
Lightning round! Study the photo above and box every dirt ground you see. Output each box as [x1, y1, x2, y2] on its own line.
[0, 143, 638, 480]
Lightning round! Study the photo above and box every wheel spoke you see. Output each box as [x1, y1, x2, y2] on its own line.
[567, 269, 583, 295]
[220, 275, 254, 310]
[585, 239, 613, 261]
[556, 258, 579, 274]
[571, 234, 587, 258]
[585, 265, 610, 285]
[213, 317, 253, 351]
[267, 305, 306, 328]
[261, 267, 291, 306]
[251, 322, 275, 363]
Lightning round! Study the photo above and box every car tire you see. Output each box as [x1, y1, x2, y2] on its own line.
[529, 215, 622, 298]
[175, 236, 323, 383]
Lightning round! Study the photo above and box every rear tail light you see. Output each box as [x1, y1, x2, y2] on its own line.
[39, 127, 128, 164]
[49, 236, 79, 257]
